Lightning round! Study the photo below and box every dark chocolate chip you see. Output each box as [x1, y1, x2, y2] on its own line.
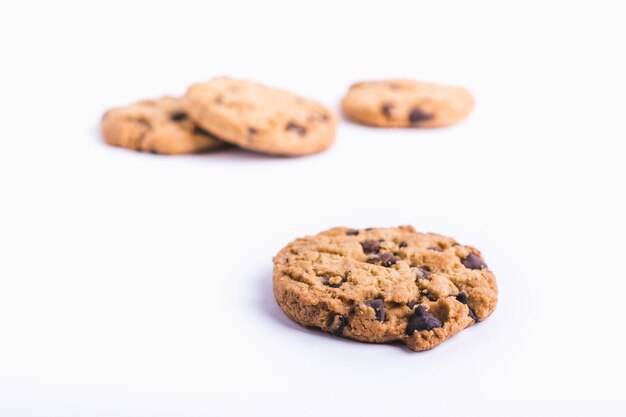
[461, 253, 487, 270]
[193, 125, 214, 138]
[415, 267, 432, 280]
[455, 292, 477, 320]
[381, 103, 394, 118]
[346, 229, 359, 236]
[367, 253, 397, 267]
[365, 227, 374, 231]
[364, 299, 385, 322]
[286, 122, 307, 136]
[398, 241, 408, 248]
[361, 239, 381, 254]
[406, 305, 443, 335]
[378, 253, 397, 267]
[327, 313, 347, 335]
[169, 112, 188, 122]
[321, 274, 343, 288]
[408, 108, 433, 124]
[455, 292, 469, 304]
[149, 149, 159, 155]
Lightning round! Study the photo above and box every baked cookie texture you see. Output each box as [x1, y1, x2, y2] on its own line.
[185, 77, 337, 156]
[341, 79, 474, 128]
[101, 97, 227, 154]
[273, 226, 497, 351]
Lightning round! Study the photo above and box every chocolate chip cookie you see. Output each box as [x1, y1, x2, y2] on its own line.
[341, 79, 474, 128]
[101, 97, 227, 154]
[273, 226, 497, 351]
[185, 77, 336, 156]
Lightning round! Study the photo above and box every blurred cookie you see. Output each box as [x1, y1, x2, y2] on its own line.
[341, 79, 474, 128]
[185, 77, 336, 156]
[273, 226, 497, 351]
[101, 97, 227, 155]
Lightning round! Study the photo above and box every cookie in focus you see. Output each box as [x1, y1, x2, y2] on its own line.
[272, 226, 497, 351]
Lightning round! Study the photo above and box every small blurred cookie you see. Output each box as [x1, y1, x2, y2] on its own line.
[341, 79, 474, 128]
[101, 97, 227, 155]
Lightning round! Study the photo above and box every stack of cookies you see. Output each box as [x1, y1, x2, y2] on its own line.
[101, 77, 475, 157]
[101, 77, 337, 157]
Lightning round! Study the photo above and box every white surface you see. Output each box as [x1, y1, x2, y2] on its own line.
[1, 1, 625, 416]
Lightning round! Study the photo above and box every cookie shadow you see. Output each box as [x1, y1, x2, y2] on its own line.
[257, 271, 304, 332]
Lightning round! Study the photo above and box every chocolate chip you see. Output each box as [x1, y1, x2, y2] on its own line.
[286, 122, 307, 136]
[408, 108, 433, 124]
[455, 292, 469, 304]
[149, 149, 159, 155]
[398, 241, 408, 248]
[381, 103, 394, 117]
[321, 274, 343, 288]
[455, 292, 477, 320]
[406, 305, 442, 335]
[327, 313, 347, 335]
[367, 253, 397, 267]
[415, 267, 431, 280]
[364, 299, 385, 322]
[169, 112, 188, 121]
[361, 239, 381, 254]
[346, 229, 359, 236]
[193, 125, 214, 138]
[365, 227, 374, 231]
[461, 253, 487, 270]
[407, 300, 418, 309]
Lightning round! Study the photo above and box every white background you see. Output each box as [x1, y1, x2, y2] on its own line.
[1, 1, 625, 416]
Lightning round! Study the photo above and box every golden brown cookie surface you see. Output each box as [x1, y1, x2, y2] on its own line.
[273, 226, 497, 351]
